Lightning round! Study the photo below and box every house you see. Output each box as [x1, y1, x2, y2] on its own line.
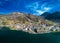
[49, 26, 57, 31]
[0, 20, 2, 22]
[40, 24, 46, 28]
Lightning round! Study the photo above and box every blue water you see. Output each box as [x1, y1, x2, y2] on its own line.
[0, 30, 60, 43]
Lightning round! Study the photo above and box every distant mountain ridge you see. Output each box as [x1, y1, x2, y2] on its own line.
[41, 12, 60, 23]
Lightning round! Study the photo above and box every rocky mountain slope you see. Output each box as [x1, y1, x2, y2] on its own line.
[0, 12, 60, 34]
[0, 12, 39, 23]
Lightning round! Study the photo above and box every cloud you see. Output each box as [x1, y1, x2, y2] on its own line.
[26, 2, 39, 11]
[44, 7, 51, 10]
[25, 0, 59, 15]
[36, 10, 44, 15]
[35, 7, 51, 15]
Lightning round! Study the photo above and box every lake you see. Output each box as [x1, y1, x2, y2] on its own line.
[0, 30, 60, 43]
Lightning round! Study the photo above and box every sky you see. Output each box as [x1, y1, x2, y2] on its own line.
[0, 0, 60, 15]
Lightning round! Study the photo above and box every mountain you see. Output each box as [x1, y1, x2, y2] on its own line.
[40, 12, 51, 18]
[41, 12, 60, 23]
[0, 12, 45, 33]
[0, 12, 59, 33]
[0, 12, 39, 24]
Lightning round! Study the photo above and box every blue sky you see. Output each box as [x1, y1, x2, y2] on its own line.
[0, 0, 60, 15]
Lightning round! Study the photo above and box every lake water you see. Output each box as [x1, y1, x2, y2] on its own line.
[0, 30, 60, 43]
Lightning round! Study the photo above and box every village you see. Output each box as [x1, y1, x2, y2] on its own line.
[14, 22, 60, 34]
[0, 18, 60, 34]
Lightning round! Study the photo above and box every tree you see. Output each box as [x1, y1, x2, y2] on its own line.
[0, 27, 10, 31]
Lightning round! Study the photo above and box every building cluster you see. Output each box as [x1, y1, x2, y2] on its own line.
[0, 19, 60, 34]
[14, 22, 60, 33]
